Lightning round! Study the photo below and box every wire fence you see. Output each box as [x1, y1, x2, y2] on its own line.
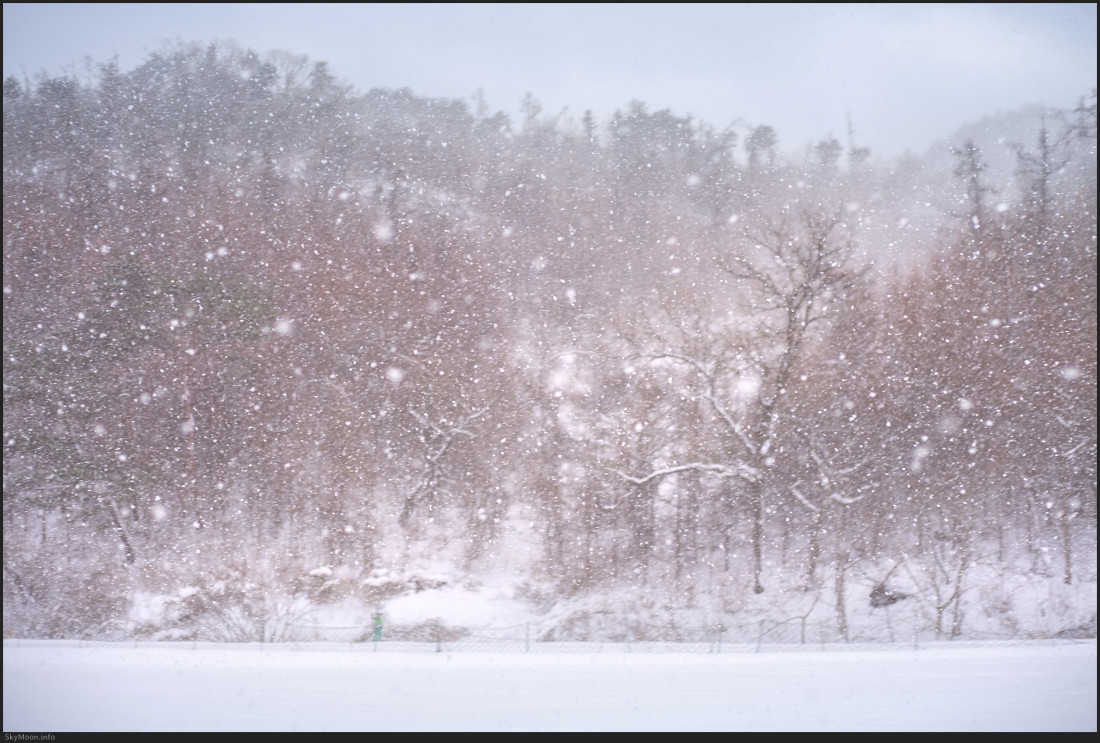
[6, 624, 1092, 654]
[4, 636, 1092, 655]
[263, 609, 1095, 650]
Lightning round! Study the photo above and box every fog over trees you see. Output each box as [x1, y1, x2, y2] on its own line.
[3, 42, 1095, 642]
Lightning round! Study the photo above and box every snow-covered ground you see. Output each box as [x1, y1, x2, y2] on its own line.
[4, 639, 1094, 731]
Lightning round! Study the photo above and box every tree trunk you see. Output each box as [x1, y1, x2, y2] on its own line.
[835, 552, 849, 642]
[109, 498, 136, 564]
[751, 480, 765, 594]
[807, 506, 823, 588]
[1061, 502, 1073, 585]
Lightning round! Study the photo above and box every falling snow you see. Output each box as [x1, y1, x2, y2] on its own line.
[1, 39, 1095, 732]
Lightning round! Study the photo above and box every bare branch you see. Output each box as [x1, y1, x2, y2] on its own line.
[612, 461, 759, 485]
[826, 491, 869, 506]
[649, 351, 757, 455]
[790, 485, 820, 513]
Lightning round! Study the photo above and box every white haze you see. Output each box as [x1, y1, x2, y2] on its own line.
[3, 3, 1096, 157]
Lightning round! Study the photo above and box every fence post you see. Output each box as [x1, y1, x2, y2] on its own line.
[712, 623, 727, 654]
[372, 610, 383, 643]
[913, 602, 920, 651]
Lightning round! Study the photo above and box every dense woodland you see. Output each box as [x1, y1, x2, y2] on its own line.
[3, 42, 1096, 642]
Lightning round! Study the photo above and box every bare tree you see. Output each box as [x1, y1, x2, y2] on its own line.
[617, 205, 869, 593]
[951, 138, 997, 237]
[1009, 115, 1074, 239]
[398, 402, 491, 531]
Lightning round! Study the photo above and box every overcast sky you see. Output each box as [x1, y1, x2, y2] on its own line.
[4, 3, 1096, 157]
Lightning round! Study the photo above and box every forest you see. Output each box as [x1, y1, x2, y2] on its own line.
[3, 41, 1096, 643]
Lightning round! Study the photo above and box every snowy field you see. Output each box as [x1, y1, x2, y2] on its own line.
[3, 639, 1095, 731]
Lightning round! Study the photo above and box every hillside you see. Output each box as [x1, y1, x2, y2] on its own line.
[3, 43, 1095, 643]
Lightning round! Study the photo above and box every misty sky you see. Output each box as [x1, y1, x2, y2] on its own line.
[3, 3, 1096, 157]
